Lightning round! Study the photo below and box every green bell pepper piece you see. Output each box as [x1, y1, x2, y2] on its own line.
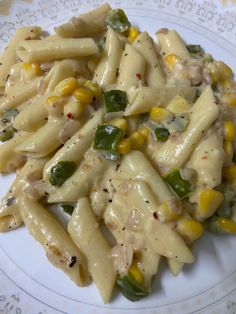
[164, 169, 194, 199]
[104, 90, 128, 113]
[50, 161, 77, 187]
[106, 9, 130, 33]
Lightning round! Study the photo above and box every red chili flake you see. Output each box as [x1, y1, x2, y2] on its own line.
[201, 156, 208, 160]
[153, 212, 158, 220]
[67, 113, 73, 119]
[136, 73, 142, 80]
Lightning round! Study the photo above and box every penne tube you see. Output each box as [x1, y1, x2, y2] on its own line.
[55, 3, 111, 38]
[0, 157, 48, 232]
[45, 59, 91, 92]
[48, 150, 108, 203]
[68, 197, 116, 303]
[117, 44, 145, 92]
[0, 77, 42, 111]
[15, 118, 80, 158]
[188, 127, 224, 188]
[0, 132, 31, 173]
[110, 179, 194, 263]
[104, 195, 161, 290]
[125, 86, 196, 116]
[154, 86, 219, 174]
[17, 38, 99, 63]
[18, 195, 90, 286]
[94, 29, 122, 87]
[0, 26, 41, 88]
[13, 95, 48, 132]
[167, 258, 184, 276]
[157, 29, 190, 60]
[43, 109, 104, 179]
[120, 151, 173, 203]
[132, 32, 165, 88]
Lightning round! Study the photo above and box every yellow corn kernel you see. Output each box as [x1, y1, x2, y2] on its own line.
[207, 63, 220, 83]
[55, 77, 78, 97]
[176, 218, 203, 242]
[157, 197, 182, 223]
[149, 107, 173, 122]
[137, 127, 150, 139]
[73, 87, 94, 104]
[130, 131, 145, 149]
[216, 61, 233, 79]
[164, 54, 180, 71]
[46, 95, 61, 106]
[128, 26, 140, 43]
[117, 138, 132, 154]
[63, 101, 84, 119]
[110, 118, 128, 133]
[223, 141, 233, 161]
[129, 262, 144, 284]
[220, 79, 234, 91]
[83, 80, 101, 98]
[197, 189, 224, 219]
[224, 120, 235, 142]
[221, 93, 236, 106]
[167, 95, 190, 114]
[22, 62, 41, 76]
[223, 164, 236, 182]
[218, 217, 236, 233]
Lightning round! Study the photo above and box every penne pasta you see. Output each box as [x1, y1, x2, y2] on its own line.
[55, 3, 111, 38]
[117, 44, 145, 92]
[94, 29, 122, 87]
[124, 86, 196, 116]
[132, 32, 165, 88]
[154, 86, 219, 174]
[0, 132, 31, 173]
[17, 38, 99, 63]
[157, 29, 190, 60]
[48, 150, 109, 203]
[43, 109, 104, 180]
[68, 197, 116, 303]
[15, 118, 80, 158]
[18, 195, 90, 286]
[0, 26, 41, 88]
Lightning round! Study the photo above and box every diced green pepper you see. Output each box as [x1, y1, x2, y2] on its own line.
[98, 35, 106, 52]
[186, 44, 202, 57]
[104, 90, 128, 113]
[102, 151, 121, 161]
[155, 127, 170, 142]
[139, 113, 149, 123]
[207, 216, 223, 233]
[93, 124, 124, 152]
[0, 126, 16, 142]
[61, 204, 75, 215]
[216, 187, 234, 218]
[117, 273, 148, 302]
[164, 169, 194, 199]
[50, 161, 77, 187]
[2, 109, 19, 123]
[164, 112, 190, 133]
[106, 9, 130, 33]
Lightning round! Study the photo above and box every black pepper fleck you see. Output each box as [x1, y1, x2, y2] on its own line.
[69, 256, 77, 267]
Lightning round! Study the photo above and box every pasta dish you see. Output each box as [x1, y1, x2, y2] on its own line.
[0, 3, 236, 303]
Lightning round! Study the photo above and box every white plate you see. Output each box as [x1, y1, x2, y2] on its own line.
[0, 1, 236, 313]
